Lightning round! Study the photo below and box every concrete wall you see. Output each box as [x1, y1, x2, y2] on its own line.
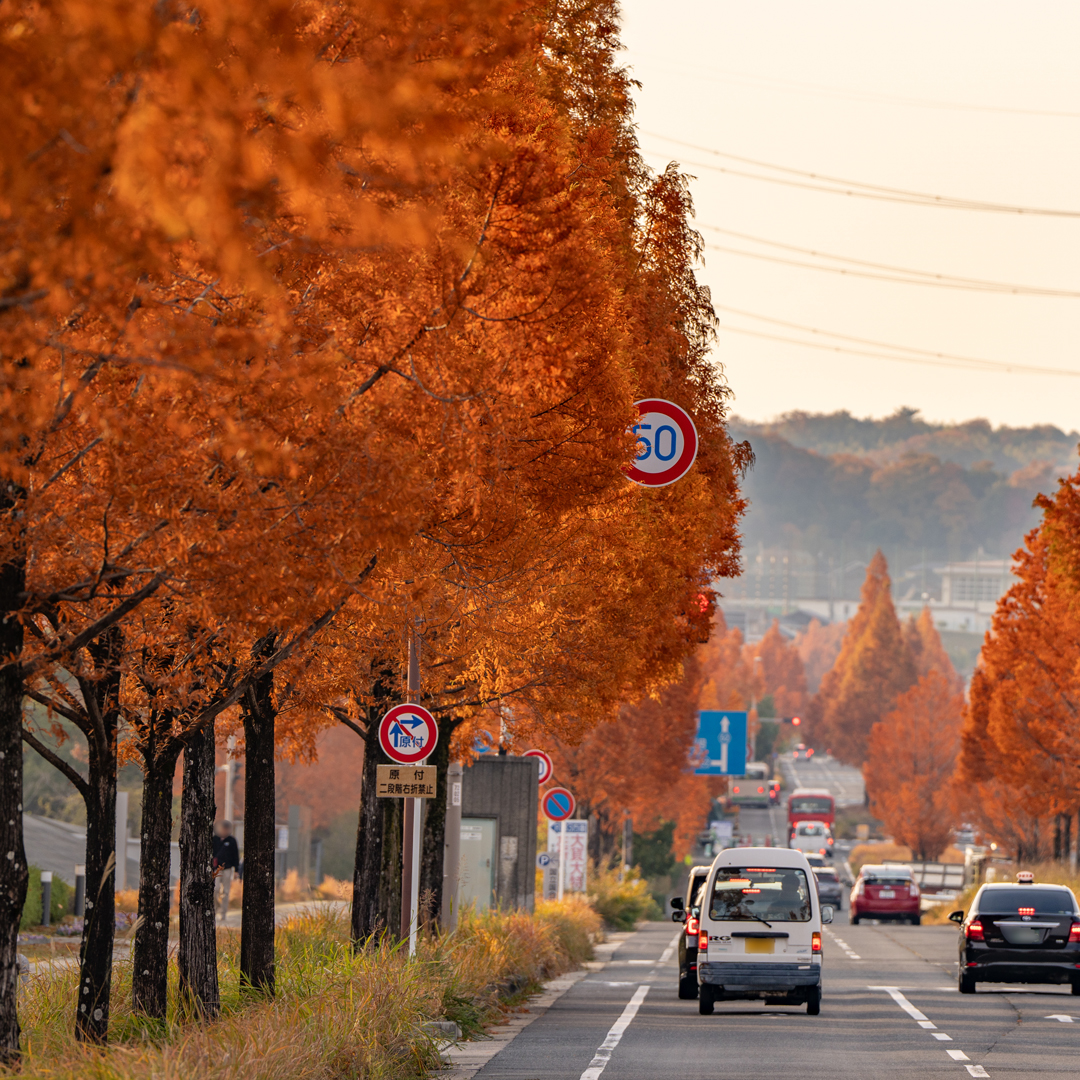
[461, 756, 539, 911]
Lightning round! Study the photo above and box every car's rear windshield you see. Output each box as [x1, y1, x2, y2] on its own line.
[791, 797, 832, 814]
[798, 824, 825, 834]
[976, 888, 1077, 915]
[689, 874, 708, 909]
[814, 869, 838, 881]
[710, 866, 812, 922]
[863, 874, 911, 886]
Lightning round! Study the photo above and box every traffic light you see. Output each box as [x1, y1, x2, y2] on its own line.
[791, 716, 801, 727]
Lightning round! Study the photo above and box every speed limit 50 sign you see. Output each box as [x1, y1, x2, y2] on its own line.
[624, 399, 698, 487]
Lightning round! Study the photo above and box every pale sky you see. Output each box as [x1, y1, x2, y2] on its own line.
[619, 1, 1080, 430]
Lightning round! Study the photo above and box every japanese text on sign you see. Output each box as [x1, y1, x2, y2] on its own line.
[376, 764, 437, 798]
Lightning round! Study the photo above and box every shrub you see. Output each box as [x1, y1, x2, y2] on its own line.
[587, 860, 662, 930]
[20, 866, 73, 930]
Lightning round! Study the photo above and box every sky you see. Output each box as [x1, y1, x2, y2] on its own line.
[618, 1, 1080, 430]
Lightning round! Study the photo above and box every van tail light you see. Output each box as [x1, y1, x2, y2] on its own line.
[757, 786, 765, 794]
[698, 931, 708, 951]
[1069, 921, 1080, 943]
[966, 919, 984, 942]
[812, 932, 821, 953]
[687, 916, 700, 935]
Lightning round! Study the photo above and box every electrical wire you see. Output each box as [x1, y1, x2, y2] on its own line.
[715, 306, 1080, 377]
[627, 57, 1080, 119]
[641, 133, 1080, 217]
[701, 238, 1080, 297]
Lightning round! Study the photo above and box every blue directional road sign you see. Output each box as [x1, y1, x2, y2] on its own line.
[692, 711, 747, 776]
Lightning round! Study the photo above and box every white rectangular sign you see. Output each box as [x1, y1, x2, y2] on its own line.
[548, 820, 588, 893]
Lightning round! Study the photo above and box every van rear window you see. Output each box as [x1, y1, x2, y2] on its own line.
[689, 874, 708, 909]
[710, 867, 812, 923]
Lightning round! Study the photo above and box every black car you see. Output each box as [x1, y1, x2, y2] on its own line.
[951, 874, 1080, 994]
[813, 865, 844, 911]
[671, 865, 711, 999]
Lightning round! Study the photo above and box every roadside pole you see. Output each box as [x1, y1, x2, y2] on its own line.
[558, 823, 566, 900]
[378, 664, 438, 958]
[441, 762, 463, 931]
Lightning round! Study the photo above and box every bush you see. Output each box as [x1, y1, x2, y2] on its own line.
[587, 860, 662, 930]
[20, 866, 72, 930]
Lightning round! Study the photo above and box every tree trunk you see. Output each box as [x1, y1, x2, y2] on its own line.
[351, 677, 403, 944]
[418, 716, 455, 929]
[240, 664, 275, 995]
[179, 716, 219, 1017]
[131, 730, 183, 1018]
[1054, 815, 1063, 862]
[76, 634, 120, 1045]
[0, 537, 26, 1065]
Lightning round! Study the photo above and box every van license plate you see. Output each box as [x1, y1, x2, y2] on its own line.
[745, 938, 775, 954]
[879, 889, 895, 898]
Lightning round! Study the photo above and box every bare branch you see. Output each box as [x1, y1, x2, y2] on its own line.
[21, 728, 91, 799]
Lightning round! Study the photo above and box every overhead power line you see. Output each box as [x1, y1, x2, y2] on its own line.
[642, 132, 1080, 217]
[699, 226, 1080, 297]
[715, 305, 1080, 377]
[628, 57, 1080, 119]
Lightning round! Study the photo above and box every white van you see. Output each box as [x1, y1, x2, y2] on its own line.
[696, 846, 833, 1015]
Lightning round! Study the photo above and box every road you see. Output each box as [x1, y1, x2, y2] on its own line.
[781, 752, 866, 807]
[469, 919, 1080, 1079]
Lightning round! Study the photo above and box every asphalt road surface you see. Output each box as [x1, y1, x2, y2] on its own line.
[781, 752, 866, 808]
[472, 919, 1080, 1079]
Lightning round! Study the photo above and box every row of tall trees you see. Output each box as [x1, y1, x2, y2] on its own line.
[0, 0, 748, 1062]
[955, 461, 1080, 862]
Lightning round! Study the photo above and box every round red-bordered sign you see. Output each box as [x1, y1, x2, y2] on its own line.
[542, 787, 575, 821]
[624, 399, 698, 487]
[523, 749, 554, 786]
[378, 703, 439, 765]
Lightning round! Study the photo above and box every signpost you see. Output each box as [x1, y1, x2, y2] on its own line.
[523, 749, 554, 785]
[624, 399, 699, 488]
[379, 676, 439, 956]
[692, 711, 748, 776]
[542, 787, 576, 900]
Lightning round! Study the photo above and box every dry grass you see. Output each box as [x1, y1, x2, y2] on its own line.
[848, 842, 969, 876]
[9, 899, 598, 1080]
[923, 861, 1080, 924]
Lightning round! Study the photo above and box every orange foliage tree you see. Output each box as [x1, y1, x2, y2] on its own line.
[864, 670, 963, 860]
[811, 551, 916, 765]
[954, 463, 1080, 861]
[749, 621, 808, 718]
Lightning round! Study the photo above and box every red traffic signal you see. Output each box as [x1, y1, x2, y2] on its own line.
[791, 716, 802, 727]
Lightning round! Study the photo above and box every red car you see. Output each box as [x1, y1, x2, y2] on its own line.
[850, 864, 921, 925]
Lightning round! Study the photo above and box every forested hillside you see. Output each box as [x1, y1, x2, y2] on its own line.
[730, 410, 1078, 560]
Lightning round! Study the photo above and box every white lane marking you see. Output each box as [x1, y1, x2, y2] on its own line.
[868, 985, 934, 1026]
[598, 981, 637, 987]
[579, 985, 650, 1080]
[918, 1020, 937, 1029]
[947, 1049, 970, 1061]
[824, 927, 861, 960]
[932, 1032, 953, 1041]
[965, 1067, 989, 1078]
[657, 933, 679, 964]
[1045, 1013, 1078, 1022]
[626, 960, 653, 965]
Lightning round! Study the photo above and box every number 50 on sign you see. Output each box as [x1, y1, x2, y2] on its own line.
[623, 399, 698, 488]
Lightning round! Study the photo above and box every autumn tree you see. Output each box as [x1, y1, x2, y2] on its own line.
[865, 670, 963, 860]
[749, 621, 808, 718]
[795, 619, 846, 695]
[903, 607, 963, 693]
[812, 551, 916, 765]
[954, 463, 1080, 858]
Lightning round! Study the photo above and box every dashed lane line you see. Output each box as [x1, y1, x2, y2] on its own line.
[823, 927, 861, 960]
[578, 984, 650, 1080]
[870, 985, 992, 1077]
[657, 933, 679, 965]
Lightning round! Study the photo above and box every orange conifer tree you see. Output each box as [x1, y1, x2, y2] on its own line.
[813, 551, 916, 765]
[865, 670, 963, 861]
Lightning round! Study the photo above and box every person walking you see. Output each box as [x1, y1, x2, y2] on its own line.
[212, 820, 241, 923]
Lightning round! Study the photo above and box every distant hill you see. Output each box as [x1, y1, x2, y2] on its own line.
[732, 408, 1079, 476]
[728, 409, 1079, 562]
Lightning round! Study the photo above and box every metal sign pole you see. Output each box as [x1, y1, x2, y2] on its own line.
[557, 822, 566, 901]
[402, 629, 422, 956]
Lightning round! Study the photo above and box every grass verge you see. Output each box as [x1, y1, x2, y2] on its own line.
[11, 898, 599, 1079]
